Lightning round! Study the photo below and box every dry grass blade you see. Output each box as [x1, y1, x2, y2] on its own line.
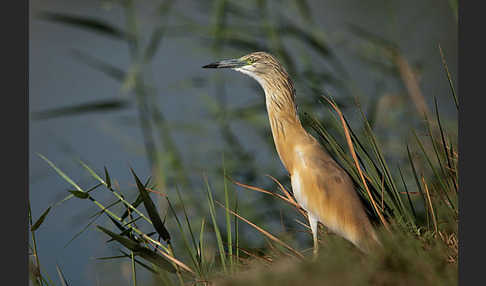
[236, 246, 274, 265]
[145, 187, 167, 197]
[143, 235, 196, 275]
[393, 51, 430, 118]
[294, 219, 311, 230]
[97, 226, 176, 273]
[399, 191, 420, 195]
[264, 174, 308, 218]
[322, 96, 390, 231]
[380, 174, 385, 210]
[228, 177, 306, 217]
[422, 176, 438, 233]
[215, 201, 304, 260]
[264, 174, 296, 204]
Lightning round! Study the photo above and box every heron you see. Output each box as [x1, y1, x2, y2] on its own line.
[203, 51, 380, 257]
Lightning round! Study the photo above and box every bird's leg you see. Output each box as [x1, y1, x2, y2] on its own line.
[308, 213, 319, 260]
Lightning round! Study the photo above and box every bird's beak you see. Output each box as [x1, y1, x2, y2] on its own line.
[202, 58, 246, 69]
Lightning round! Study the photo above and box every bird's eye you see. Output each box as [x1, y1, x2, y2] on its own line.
[247, 58, 255, 65]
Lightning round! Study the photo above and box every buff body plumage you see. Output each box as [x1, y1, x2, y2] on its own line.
[203, 52, 380, 256]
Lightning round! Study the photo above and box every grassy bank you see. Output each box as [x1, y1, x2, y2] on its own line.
[29, 90, 458, 285]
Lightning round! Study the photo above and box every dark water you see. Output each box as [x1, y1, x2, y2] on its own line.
[29, 0, 457, 284]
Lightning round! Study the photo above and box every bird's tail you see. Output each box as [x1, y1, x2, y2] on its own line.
[359, 226, 382, 254]
[370, 228, 382, 247]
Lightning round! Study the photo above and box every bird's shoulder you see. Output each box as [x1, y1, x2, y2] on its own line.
[293, 138, 338, 171]
[292, 139, 354, 190]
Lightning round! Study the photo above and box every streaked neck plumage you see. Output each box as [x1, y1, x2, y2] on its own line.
[237, 66, 309, 173]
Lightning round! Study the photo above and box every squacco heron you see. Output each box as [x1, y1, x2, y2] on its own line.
[203, 52, 380, 256]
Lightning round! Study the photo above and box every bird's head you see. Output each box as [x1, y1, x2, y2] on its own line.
[202, 52, 287, 87]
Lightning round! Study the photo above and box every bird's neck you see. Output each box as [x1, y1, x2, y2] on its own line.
[261, 78, 308, 173]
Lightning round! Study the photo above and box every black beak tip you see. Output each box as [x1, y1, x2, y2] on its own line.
[202, 63, 218, 69]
